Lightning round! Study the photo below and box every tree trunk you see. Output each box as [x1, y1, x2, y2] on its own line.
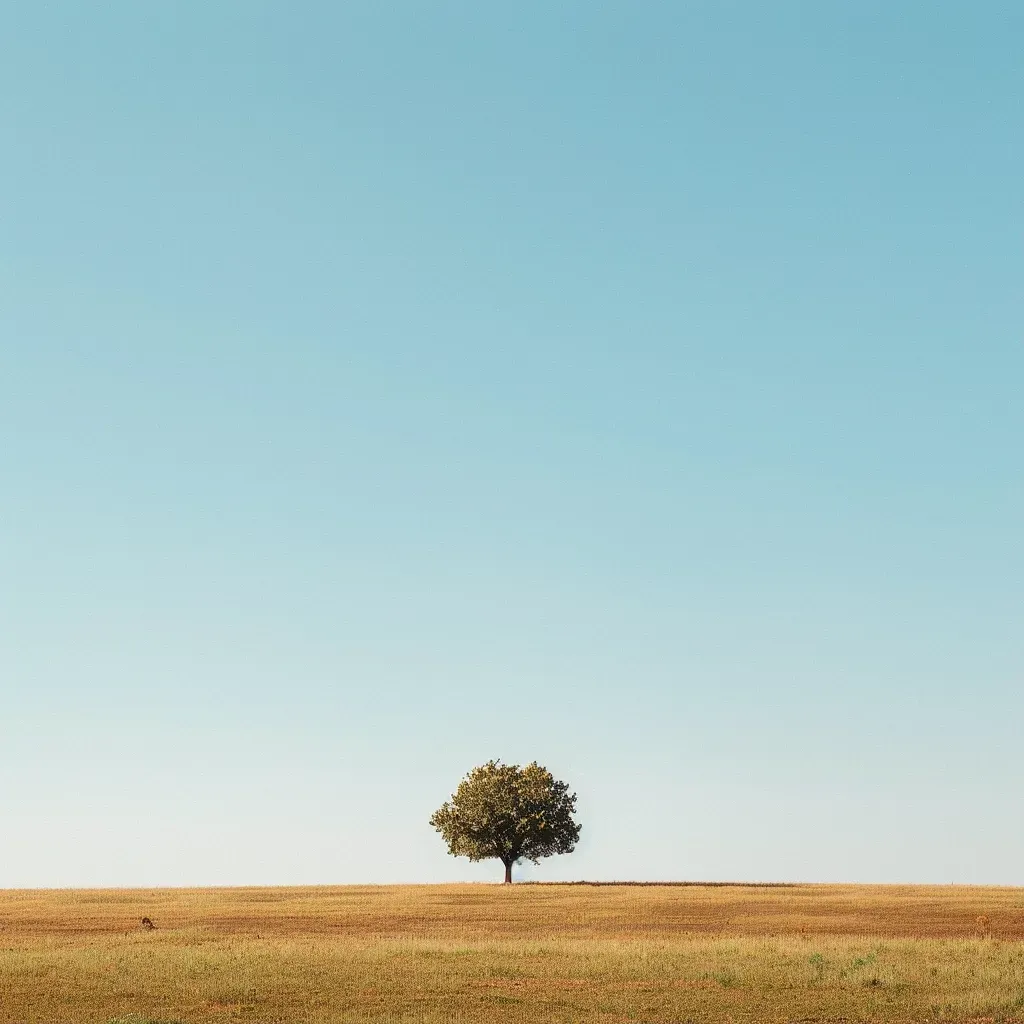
[503, 860, 513, 884]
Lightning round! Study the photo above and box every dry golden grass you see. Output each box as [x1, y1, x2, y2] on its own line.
[1, 883, 1023, 1023]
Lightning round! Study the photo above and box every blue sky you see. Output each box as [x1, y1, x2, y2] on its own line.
[1, 2, 1021, 887]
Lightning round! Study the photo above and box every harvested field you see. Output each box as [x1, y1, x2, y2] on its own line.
[1, 883, 1023, 1022]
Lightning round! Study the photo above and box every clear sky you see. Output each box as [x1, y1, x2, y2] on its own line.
[1, 2, 1021, 888]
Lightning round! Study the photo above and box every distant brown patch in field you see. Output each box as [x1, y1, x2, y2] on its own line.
[474, 977, 720, 992]
[521, 879, 800, 887]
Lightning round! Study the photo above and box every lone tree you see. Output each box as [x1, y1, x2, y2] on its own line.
[429, 760, 581, 884]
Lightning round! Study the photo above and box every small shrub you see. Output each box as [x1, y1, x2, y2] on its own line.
[808, 952, 827, 982]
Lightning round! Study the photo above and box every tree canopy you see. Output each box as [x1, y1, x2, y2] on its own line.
[429, 760, 581, 883]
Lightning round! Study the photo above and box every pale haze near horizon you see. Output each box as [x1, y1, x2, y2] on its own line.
[1, 2, 1021, 889]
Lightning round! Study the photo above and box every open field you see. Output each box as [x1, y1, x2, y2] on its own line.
[2, 883, 1023, 1023]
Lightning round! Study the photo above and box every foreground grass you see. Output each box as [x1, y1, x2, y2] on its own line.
[1, 884, 1023, 1023]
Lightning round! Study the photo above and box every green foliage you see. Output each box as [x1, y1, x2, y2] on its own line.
[851, 951, 878, 970]
[430, 760, 581, 881]
[808, 951, 827, 982]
